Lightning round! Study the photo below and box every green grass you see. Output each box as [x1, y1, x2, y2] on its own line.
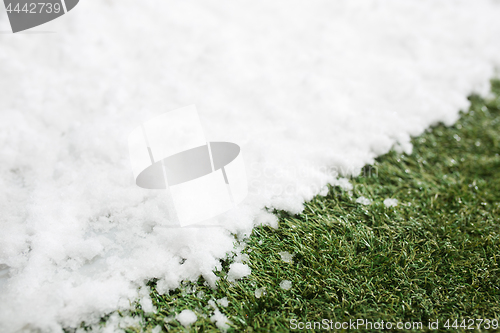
[92, 80, 500, 332]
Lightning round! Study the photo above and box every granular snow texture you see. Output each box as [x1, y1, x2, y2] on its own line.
[175, 310, 197, 328]
[1, 0, 500, 331]
[356, 196, 373, 206]
[227, 263, 251, 282]
[384, 198, 399, 207]
[279, 251, 294, 263]
[280, 280, 292, 291]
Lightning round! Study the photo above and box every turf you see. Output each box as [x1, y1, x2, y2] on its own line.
[88, 80, 500, 332]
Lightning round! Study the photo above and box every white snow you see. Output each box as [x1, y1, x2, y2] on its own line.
[89, 312, 142, 333]
[356, 196, 373, 206]
[254, 287, 266, 299]
[139, 296, 156, 314]
[210, 309, 231, 332]
[151, 326, 162, 333]
[279, 251, 294, 263]
[384, 198, 399, 207]
[280, 280, 292, 290]
[176, 309, 197, 327]
[227, 263, 251, 282]
[217, 297, 229, 307]
[1, 0, 500, 331]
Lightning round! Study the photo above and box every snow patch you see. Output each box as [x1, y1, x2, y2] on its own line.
[279, 251, 294, 263]
[217, 297, 229, 307]
[139, 295, 156, 314]
[280, 280, 292, 290]
[210, 309, 231, 332]
[384, 198, 399, 207]
[176, 309, 197, 327]
[254, 287, 266, 299]
[227, 263, 251, 282]
[356, 196, 372, 206]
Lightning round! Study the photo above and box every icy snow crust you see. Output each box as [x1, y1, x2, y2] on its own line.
[1, 0, 500, 331]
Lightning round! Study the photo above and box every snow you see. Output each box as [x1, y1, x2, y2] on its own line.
[384, 198, 399, 207]
[356, 196, 373, 206]
[176, 309, 197, 327]
[279, 251, 294, 263]
[227, 263, 251, 282]
[254, 287, 266, 299]
[1, 0, 500, 331]
[217, 297, 229, 307]
[280, 280, 292, 290]
[86, 313, 141, 333]
[210, 309, 231, 332]
[139, 295, 156, 314]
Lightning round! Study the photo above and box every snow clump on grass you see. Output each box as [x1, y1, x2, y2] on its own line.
[384, 198, 399, 207]
[279, 251, 294, 263]
[227, 263, 251, 282]
[176, 309, 197, 327]
[280, 280, 292, 290]
[356, 196, 372, 205]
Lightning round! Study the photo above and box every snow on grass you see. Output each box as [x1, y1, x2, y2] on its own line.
[254, 287, 266, 299]
[139, 296, 157, 314]
[1, 0, 500, 331]
[356, 196, 372, 206]
[176, 309, 197, 327]
[279, 280, 292, 290]
[122, 90, 500, 330]
[279, 251, 294, 263]
[217, 297, 229, 307]
[227, 263, 251, 282]
[384, 198, 399, 207]
[210, 309, 231, 332]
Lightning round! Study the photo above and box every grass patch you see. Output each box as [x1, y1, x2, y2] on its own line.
[92, 80, 500, 332]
